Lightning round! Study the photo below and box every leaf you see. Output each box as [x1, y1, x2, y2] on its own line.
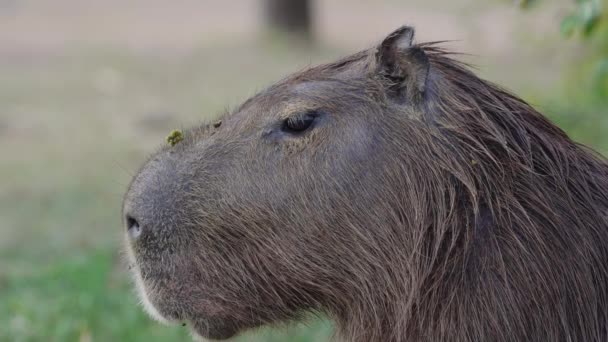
[579, 0, 602, 37]
[582, 17, 600, 36]
[560, 14, 580, 37]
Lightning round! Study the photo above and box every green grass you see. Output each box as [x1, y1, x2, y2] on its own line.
[0, 251, 185, 342]
[0, 250, 333, 342]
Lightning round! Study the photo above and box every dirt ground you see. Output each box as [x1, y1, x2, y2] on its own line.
[0, 0, 575, 82]
[0, 0, 583, 275]
[0, 0, 585, 276]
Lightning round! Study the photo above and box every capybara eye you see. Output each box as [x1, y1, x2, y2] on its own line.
[282, 113, 316, 133]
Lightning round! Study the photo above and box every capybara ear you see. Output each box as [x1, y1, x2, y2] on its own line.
[375, 26, 429, 103]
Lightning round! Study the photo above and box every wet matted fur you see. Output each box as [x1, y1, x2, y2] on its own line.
[123, 26, 608, 341]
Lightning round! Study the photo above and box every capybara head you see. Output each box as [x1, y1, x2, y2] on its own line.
[123, 26, 608, 341]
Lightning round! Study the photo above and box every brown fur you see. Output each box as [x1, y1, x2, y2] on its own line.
[123, 26, 608, 341]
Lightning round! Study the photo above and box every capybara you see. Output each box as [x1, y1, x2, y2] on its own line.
[123, 26, 608, 341]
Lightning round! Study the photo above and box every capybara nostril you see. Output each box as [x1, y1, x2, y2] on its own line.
[126, 215, 142, 239]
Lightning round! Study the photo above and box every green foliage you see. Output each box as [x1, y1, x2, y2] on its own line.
[520, 0, 604, 37]
[566, 0, 608, 102]
[560, 0, 603, 38]
[522, 0, 608, 102]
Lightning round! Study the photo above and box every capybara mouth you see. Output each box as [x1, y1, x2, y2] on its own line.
[139, 289, 239, 341]
[128, 257, 237, 340]
[130, 270, 183, 325]
[189, 317, 240, 341]
[126, 252, 185, 326]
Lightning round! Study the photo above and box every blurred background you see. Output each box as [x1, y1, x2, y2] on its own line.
[0, 0, 606, 341]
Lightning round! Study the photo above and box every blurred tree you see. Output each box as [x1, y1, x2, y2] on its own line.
[264, 0, 312, 40]
[519, 0, 604, 38]
[520, 0, 607, 102]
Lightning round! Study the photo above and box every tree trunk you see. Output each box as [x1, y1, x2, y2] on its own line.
[264, 0, 312, 40]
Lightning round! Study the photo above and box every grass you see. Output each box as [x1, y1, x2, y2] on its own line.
[0, 251, 179, 342]
[1, 35, 606, 342]
[0, 250, 333, 342]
